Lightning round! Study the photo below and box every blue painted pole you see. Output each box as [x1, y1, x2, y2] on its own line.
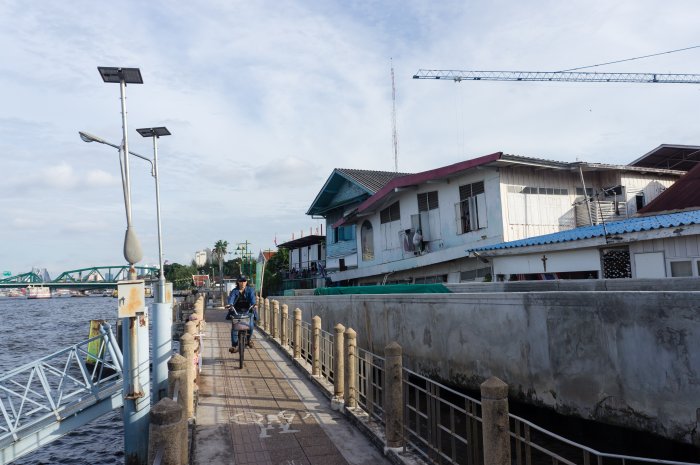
[121, 316, 150, 465]
[151, 300, 172, 401]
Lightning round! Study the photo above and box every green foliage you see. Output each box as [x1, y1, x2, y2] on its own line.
[164, 262, 198, 290]
[262, 248, 288, 297]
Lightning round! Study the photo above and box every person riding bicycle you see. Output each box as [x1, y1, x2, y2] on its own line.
[225, 275, 257, 353]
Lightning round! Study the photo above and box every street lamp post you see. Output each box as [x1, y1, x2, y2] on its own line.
[94, 64, 149, 465]
[137, 126, 171, 402]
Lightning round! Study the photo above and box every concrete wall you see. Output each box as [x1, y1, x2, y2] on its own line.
[277, 289, 700, 445]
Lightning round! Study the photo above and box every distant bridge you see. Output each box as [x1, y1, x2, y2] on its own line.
[0, 266, 159, 289]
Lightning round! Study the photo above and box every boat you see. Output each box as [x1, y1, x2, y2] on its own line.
[27, 286, 51, 299]
[52, 289, 72, 298]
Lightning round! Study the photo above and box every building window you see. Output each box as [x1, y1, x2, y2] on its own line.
[361, 221, 374, 260]
[456, 181, 486, 234]
[670, 260, 693, 277]
[333, 225, 355, 243]
[380, 201, 401, 224]
[417, 191, 439, 212]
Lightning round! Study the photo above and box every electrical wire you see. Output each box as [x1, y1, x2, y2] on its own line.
[559, 45, 700, 72]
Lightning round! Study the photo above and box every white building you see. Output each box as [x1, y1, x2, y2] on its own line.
[307, 147, 688, 285]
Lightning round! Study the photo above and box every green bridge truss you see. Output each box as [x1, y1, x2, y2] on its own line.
[0, 266, 159, 289]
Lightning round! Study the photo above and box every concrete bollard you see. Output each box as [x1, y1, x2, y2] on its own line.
[272, 300, 280, 339]
[281, 304, 289, 347]
[480, 377, 511, 465]
[312, 315, 321, 376]
[293, 309, 302, 358]
[384, 341, 404, 449]
[148, 398, 184, 465]
[262, 298, 268, 332]
[331, 323, 345, 411]
[180, 333, 196, 397]
[168, 354, 193, 421]
[344, 327, 357, 409]
[194, 295, 204, 313]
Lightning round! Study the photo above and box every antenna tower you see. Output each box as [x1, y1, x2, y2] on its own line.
[391, 59, 399, 172]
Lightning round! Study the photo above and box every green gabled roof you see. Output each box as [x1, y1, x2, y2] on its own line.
[306, 168, 410, 216]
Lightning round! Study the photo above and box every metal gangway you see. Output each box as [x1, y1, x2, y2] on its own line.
[0, 324, 123, 464]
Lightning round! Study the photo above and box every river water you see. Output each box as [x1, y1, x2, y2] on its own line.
[0, 297, 124, 464]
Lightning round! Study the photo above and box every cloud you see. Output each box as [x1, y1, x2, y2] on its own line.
[85, 169, 120, 187]
[254, 156, 323, 187]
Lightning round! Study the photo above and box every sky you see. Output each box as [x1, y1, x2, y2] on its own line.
[1, 0, 699, 277]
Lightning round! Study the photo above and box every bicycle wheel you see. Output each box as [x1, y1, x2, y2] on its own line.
[238, 330, 246, 369]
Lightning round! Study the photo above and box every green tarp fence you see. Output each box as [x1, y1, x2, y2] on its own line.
[314, 283, 451, 295]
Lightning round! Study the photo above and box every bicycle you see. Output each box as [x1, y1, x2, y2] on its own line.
[226, 305, 255, 369]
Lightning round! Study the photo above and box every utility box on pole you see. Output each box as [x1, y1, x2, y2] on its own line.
[118, 280, 146, 318]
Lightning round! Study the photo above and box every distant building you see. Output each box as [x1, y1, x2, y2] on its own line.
[194, 248, 212, 268]
[307, 146, 689, 285]
[277, 234, 326, 292]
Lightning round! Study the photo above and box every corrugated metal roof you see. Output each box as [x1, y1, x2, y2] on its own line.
[336, 168, 410, 193]
[628, 144, 700, 172]
[471, 210, 700, 252]
[637, 162, 700, 215]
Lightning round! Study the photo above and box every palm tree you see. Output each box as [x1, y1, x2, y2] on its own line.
[213, 240, 228, 306]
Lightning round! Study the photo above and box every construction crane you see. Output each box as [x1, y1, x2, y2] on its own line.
[412, 69, 700, 84]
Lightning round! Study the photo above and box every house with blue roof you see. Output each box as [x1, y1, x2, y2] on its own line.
[306, 145, 694, 285]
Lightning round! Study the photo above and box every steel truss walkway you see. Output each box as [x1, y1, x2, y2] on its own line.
[0, 266, 159, 289]
[0, 324, 123, 464]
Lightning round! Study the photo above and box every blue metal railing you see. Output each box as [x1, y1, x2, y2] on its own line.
[0, 323, 123, 463]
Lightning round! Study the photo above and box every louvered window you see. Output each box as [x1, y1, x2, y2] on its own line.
[380, 202, 401, 224]
[456, 181, 487, 234]
[417, 191, 439, 212]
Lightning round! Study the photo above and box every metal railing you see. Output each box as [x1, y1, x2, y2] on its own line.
[509, 414, 699, 465]
[356, 347, 384, 424]
[320, 329, 334, 384]
[0, 325, 122, 448]
[299, 321, 313, 365]
[403, 367, 482, 465]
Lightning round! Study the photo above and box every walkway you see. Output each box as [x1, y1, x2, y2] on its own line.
[193, 309, 390, 465]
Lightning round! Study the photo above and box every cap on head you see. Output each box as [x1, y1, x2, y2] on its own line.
[237, 275, 248, 282]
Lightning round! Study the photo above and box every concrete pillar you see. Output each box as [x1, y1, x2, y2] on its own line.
[179, 333, 196, 404]
[293, 309, 302, 358]
[312, 315, 321, 376]
[262, 299, 269, 332]
[148, 398, 184, 465]
[168, 354, 193, 422]
[333, 324, 345, 399]
[480, 377, 511, 465]
[384, 341, 404, 449]
[344, 327, 357, 408]
[272, 300, 280, 339]
[281, 304, 289, 347]
[194, 294, 204, 313]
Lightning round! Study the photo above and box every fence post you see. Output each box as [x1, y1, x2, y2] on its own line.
[272, 300, 280, 339]
[293, 309, 302, 358]
[264, 299, 270, 332]
[148, 398, 183, 465]
[481, 377, 511, 465]
[281, 304, 289, 347]
[168, 354, 192, 418]
[180, 333, 196, 400]
[385, 341, 404, 449]
[333, 324, 345, 399]
[312, 315, 321, 376]
[344, 327, 357, 409]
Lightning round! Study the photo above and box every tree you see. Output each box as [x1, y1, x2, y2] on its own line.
[164, 262, 198, 290]
[262, 248, 288, 297]
[213, 240, 228, 306]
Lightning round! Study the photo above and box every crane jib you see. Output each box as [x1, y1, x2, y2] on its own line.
[412, 70, 700, 84]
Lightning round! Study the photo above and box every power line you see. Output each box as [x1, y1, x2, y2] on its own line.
[559, 45, 700, 72]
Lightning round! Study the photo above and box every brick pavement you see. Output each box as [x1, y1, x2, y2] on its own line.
[193, 310, 390, 465]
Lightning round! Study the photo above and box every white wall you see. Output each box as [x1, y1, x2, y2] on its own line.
[492, 248, 601, 276]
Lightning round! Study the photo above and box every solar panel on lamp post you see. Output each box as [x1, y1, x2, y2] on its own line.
[136, 126, 171, 402]
[97, 67, 144, 273]
[96, 66, 148, 465]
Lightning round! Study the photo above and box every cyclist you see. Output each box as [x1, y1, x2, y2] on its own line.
[225, 275, 257, 353]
